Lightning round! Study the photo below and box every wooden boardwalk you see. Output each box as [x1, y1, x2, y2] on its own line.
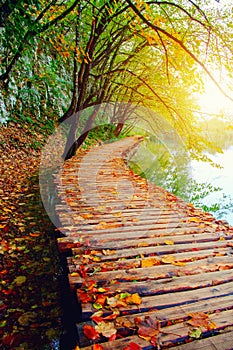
[55, 136, 233, 350]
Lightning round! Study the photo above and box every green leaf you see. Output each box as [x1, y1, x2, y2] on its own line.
[189, 327, 202, 339]
[93, 302, 103, 310]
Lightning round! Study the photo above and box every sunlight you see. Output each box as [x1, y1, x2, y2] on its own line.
[197, 79, 233, 117]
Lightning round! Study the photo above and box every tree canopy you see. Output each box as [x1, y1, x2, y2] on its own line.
[0, 0, 232, 157]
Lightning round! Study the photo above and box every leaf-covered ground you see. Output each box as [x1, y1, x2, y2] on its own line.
[0, 122, 67, 349]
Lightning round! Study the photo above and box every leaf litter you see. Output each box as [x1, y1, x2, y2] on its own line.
[0, 122, 62, 349]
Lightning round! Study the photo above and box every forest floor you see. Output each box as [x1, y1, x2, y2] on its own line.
[0, 121, 66, 349]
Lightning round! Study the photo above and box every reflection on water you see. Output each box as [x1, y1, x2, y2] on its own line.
[129, 139, 233, 225]
[190, 147, 233, 225]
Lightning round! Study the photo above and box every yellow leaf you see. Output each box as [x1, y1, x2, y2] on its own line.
[141, 258, 160, 268]
[102, 249, 115, 256]
[189, 217, 201, 222]
[126, 293, 142, 305]
[70, 272, 80, 277]
[162, 255, 175, 264]
[164, 240, 174, 245]
[14, 275, 27, 285]
[138, 242, 149, 247]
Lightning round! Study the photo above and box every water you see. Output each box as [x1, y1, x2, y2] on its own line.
[129, 140, 233, 225]
[190, 146, 233, 225]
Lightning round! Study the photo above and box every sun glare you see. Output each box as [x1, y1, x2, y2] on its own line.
[197, 79, 233, 117]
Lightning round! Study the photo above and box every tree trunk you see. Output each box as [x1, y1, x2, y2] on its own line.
[114, 122, 124, 137]
[64, 105, 100, 160]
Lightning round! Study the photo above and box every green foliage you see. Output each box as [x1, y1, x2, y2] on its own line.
[82, 124, 126, 149]
[0, 0, 233, 154]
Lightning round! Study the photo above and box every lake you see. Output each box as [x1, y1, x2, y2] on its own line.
[190, 146, 233, 225]
[129, 140, 233, 225]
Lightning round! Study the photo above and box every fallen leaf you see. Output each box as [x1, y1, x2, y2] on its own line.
[141, 258, 160, 268]
[18, 312, 36, 326]
[92, 316, 103, 324]
[162, 255, 175, 264]
[119, 292, 130, 299]
[188, 217, 201, 223]
[125, 293, 142, 305]
[93, 302, 103, 310]
[95, 321, 117, 338]
[172, 261, 186, 266]
[95, 295, 106, 306]
[189, 327, 202, 338]
[93, 345, 104, 350]
[115, 316, 133, 328]
[107, 296, 118, 308]
[14, 275, 27, 286]
[164, 240, 174, 245]
[83, 324, 99, 340]
[135, 316, 160, 339]
[137, 242, 149, 247]
[187, 311, 215, 330]
[102, 249, 115, 256]
[78, 291, 93, 303]
[123, 342, 142, 350]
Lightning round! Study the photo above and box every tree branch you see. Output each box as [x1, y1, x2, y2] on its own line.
[126, 0, 233, 102]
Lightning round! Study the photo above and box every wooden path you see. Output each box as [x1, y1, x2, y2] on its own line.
[54, 136, 233, 350]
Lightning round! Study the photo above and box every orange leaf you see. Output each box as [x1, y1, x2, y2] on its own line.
[135, 316, 160, 339]
[93, 345, 104, 350]
[141, 258, 160, 268]
[188, 217, 201, 223]
[137, 242, 148, 247]
[95, 295, 106, 306]
[187, 312, 215, 330]
[172, 261, 186, 266]
[125, 293, 142, 305]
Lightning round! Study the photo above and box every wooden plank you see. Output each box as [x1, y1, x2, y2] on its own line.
[87, 293, 233, 325]
[70, 234, 232, 253]
[81, 280, 233, 319]
[70, 239, 231, 261]
[172, 331, 233, 349]
[68, 247, 232, 274]
[79, 309, 233, 349]
[94, 269, 233, 297]
[58, 228, 226, 252]
[80, 255, 233, 283]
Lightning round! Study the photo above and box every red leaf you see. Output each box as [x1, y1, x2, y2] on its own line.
[123, 342, 142, 350]
[104, 313, 118, 320]
[108, 333, 117, 341]
[78, 291, 93, 303]
[150, 336, 157, 346]
[83, 324, 99, 340]
[92, 316, 103, 324]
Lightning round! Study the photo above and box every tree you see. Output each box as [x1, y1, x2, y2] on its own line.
[0, 1, 232, 158]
